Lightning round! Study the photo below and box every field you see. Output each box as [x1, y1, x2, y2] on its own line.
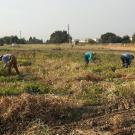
[0, 44, 135, 135]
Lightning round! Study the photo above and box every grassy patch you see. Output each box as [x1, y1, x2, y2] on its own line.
[24, 83, 51, 94]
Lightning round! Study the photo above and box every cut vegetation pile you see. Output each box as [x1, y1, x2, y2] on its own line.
[0, 94, 135, 135]
[0, 94, 81, 135]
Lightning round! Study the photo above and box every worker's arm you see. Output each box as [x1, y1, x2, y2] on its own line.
[3, 63, 8, 68]
[3, 61, 10, 68]
[88, 53, 93, 61]
[90, 53, 95, 62]
[91, 54, 100, 64]
[128, 59, 131, 65]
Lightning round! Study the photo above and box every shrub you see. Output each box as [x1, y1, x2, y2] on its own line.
[0, 87, 22, 95]
[24, 83, 51, 94]
[115, 83, 135, 98]
[79, 85, 104, 105]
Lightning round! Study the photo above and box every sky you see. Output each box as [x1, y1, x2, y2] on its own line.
[0, 0, 135, 41]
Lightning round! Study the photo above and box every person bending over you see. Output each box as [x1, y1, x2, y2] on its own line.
[0, 54, 20, 75]
[121, 53, 134, 68]
[84, 51, 95, 66]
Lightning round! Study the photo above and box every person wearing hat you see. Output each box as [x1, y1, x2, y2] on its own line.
[0, 54, 20, 75]
[121, 53, 134, 68]
[84, 51, 95, 66]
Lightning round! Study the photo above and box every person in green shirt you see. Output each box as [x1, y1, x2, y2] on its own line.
[84, 51, 95, 66]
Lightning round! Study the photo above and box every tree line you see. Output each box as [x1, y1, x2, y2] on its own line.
[46, 31, 135, 44]
[100, 33, 132, 44]
[46, 31, 72, 44]
[1, 31, 135, 45]
[81, 33, 135, 44]
[0, 36, 43, 45]
[0, 31, 71, 45]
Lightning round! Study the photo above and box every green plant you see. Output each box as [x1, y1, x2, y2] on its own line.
[115, 83, 135, 98]
[79, 85, 104, 105]
[24, 83, 51, 94]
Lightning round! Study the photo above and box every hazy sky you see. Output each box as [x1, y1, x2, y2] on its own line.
[0, 0, 135, 40]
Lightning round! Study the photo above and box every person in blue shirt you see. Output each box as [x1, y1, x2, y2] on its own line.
[121, 53, 134, 68]
[0, 54, 20, 75]
[84, 51, 95, 66]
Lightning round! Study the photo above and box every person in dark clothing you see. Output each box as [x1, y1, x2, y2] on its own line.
[121, 53, 134, 68]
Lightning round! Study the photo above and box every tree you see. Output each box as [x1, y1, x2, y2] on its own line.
[0, 36, 27, 45]
[28, 37, 43, 44]
[11, 36, 19, 44]
[121, 35, 131, 43]
[0, 38, 4, 46]
[3, 36, 12, 44]
[19, 38, 27, 44]
[132, 34, 135, 43]
[47, 30, 72, 44]
[87, 38, 96, 44]
[100, 32, 122, 43]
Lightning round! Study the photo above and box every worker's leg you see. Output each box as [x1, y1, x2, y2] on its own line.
[124, 58, 129, 68]
[12, 56, 20, 74]
[84, 56, 89, 66]
[126, 59, 131, 67]
[121, 56, 126, 67]
[7, 62, 12, 75]
[85, 60, 89, 66]
[124, 62, 128, 68]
